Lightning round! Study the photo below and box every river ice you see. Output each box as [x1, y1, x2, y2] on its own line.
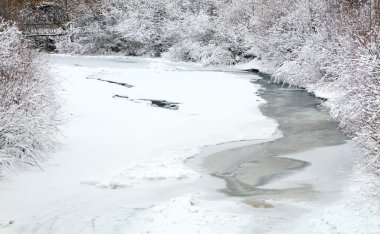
[0, 55, 277, 234]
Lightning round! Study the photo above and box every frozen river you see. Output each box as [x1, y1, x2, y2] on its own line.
[0, 56, 356, 234]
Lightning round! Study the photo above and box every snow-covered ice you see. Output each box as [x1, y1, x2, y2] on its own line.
[288, 167, 380, 234]
[0, 55, 277, 233]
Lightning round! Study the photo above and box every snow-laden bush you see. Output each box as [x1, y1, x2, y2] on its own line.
[329, 35, 380, 173]
[0, 19, 60, 177]
[56, 14, 122, 54]
[164, 40, 234, 65]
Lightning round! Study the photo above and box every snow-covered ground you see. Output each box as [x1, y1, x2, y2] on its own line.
[0, 55, 277, 233]
[290, 169, 380, 234]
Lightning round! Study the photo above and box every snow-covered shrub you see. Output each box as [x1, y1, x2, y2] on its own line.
[0, 19, 60, 177]
[329, 34, 380, 174]
[56, 14, 121, 54]
[164, 40, 234, 65]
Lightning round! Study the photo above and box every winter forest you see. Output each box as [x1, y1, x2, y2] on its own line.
[0, 0, 379, 233]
